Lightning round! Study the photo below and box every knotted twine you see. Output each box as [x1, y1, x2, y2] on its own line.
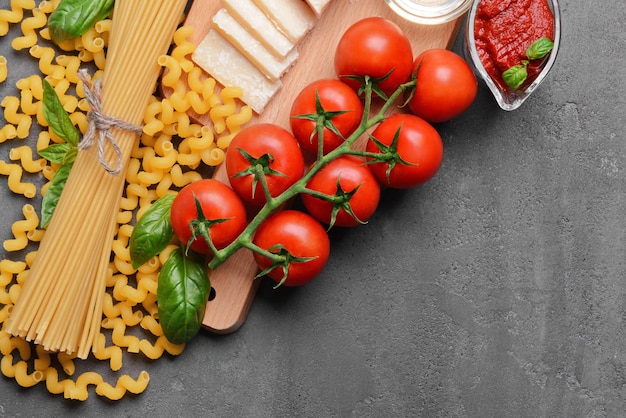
[77, 69, 143, 175]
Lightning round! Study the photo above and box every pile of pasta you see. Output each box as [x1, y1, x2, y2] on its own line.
[0, 0, 251, 401]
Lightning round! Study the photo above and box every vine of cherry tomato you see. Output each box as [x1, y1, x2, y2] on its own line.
[144, 17, 480, 299]
[131, 15, 482, 344]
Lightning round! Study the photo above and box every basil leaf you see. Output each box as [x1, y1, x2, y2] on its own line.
[129, 194, 175, 269]
[526, 37, 554, 61]
[42, 80, 80, 146]
[158, 248, 210, 344]
[63, 146, 78, 165]
[39, 143, 74, 164]
[502, 64, 528, 91]
[40, 163, 72, 228]
[48, 0, 115, 44]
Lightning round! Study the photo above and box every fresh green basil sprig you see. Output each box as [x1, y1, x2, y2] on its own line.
[502, 37, 554, 91]
[39, 80, 80, 228]
[129, 193, 213, 343]
[48, 0, 115, 44]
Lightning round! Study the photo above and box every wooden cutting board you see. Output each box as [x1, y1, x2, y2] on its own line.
[166, 0, 464, 334]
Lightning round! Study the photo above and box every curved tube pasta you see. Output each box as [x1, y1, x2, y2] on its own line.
[0, 0, 36, 37]
[80, 27, 105, 53]
[11, 7, 46, 51]
[101, 318, 140, 353]
[0, 161, 37, 198]
[4, 204, 38, 251]
[57, 351, 76, 376]
[94, 19, 112, 43]
[18, 89, 40, 116]
[170, 25, 195, 73]
[139, 336, 185, 360]
[142, 98, 165, 136]
[201, 146, 225, 167]
[186, 66, 216, 100]
[28, 45, 64, 79]
[68, 372, 104, 400]
[0, 258, 27, 276]
[55, 54, 81, 84]
[0, 56, 7, 83]
[1, 96, 32, 138]
[158, 55, 182, 88]
[9, 145, 46, 173]
[2, 356, 44, 388]
[92, 333, 123, 371]
[0, 124, 18, 143]
[95, 371, 150, 400]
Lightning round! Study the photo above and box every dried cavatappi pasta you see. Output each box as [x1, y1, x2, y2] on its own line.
[0, 55, 7, 83]
[0, 3, 252, 401]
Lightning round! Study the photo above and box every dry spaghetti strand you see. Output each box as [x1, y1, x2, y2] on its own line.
[5, 0, 188, 359]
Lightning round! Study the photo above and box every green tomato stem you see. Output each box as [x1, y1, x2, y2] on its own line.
[206, 77, 416, 271]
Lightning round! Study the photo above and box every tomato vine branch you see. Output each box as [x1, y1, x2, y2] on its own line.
[206, 77, 417, 272]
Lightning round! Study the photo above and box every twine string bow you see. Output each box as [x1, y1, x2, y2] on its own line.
[77, 69, 143, 175]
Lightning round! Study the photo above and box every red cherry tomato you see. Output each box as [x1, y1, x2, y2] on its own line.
[408, 49, 478, 123]
[301, 156, 380, 227]
[170, 179, 247, 254]
[290, 78, 364, 156]
[226, 123, 305, 206]
[334, 17, 413, 98]
[367, 114, 443, 188]
[253, 210, 330, 286]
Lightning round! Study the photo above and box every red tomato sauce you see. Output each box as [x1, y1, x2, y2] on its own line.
[474, 0, 554, 90]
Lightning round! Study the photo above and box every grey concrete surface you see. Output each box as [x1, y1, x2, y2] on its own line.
[1, 0, 625, 417]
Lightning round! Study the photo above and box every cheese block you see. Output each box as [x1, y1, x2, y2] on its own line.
[251, 0, 317, 43]
[212, 9, 298, 82]
[304, 0, 332, 16]
[221, 0, 295, 59]
[192, 30, 281, 114]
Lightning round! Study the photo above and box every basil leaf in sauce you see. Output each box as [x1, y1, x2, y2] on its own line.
[158, 248, 210, 344]
[42, 80, 80, 146]
[129, 194, 176, 269]
[503, 37, 554, 91]
[48, 0, 115, 44]
[526, 37, 554, 61]
[502, 63, 528, 91]
[40, 163, 72, 228]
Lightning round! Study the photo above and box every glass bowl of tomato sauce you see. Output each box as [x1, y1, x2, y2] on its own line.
[465, 0, 561, 111]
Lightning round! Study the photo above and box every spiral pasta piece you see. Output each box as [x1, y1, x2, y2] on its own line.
[0, 56, 7, 83]
[11, 7, 45, 50]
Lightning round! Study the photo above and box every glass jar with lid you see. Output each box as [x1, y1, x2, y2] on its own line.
[385, 0, 473, 25]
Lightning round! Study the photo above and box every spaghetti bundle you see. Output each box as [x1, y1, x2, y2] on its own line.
[5, 0, 188, 359]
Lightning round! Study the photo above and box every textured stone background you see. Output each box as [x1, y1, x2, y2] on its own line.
[1, 0, 625, 417]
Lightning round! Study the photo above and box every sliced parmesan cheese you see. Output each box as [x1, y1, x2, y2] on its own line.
[251, 0, 317, 43]
[192, 30, 281, 114]
[212, 8, 298, 82]
[221, 0, 295, 59]
[304, 0, 332, 16]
